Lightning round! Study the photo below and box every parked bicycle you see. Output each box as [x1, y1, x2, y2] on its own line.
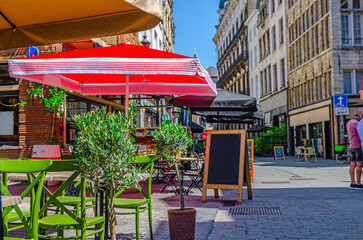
[334, 142, 351, 164]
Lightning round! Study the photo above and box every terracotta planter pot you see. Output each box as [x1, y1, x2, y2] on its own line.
[168, 208, 196, 240]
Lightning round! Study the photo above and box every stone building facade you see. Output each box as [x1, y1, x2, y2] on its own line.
[257, 0, 288, 128]
[214, 0, 255, 96]
[246, 7, 260, 100]
[286, 0, 363, 159]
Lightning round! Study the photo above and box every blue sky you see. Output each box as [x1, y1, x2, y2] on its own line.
[173, 0, 219, 69]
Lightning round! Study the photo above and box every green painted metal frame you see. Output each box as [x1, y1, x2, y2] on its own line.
[35, 160, 105, 240]
[0, 158, 52, 240]
[114, 155, 157, 240]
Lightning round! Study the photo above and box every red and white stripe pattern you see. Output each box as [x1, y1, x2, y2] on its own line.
[9, 57, 203, 76]
[8, 44, 217, 97]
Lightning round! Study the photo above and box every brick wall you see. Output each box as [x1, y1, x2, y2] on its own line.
[18, 79, 54, 158]
[0, 149, 22, 159]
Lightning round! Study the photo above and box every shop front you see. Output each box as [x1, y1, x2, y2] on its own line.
[289, 99, 332, 159]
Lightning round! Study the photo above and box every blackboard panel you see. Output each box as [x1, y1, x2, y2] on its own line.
[207, 134, 241, 185]
[274, 146, 284, 159]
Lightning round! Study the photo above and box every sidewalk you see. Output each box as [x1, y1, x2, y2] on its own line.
[207, 156, 363, 240]
[6, 156, 363, 239]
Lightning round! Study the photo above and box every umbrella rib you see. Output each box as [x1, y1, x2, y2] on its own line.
[0, 11, 16, 31]
[83, 74, 95, 85]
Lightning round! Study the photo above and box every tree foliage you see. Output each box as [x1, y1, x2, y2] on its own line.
[72, 105, 139, 191]
[152, 122, 192, 210]
[255, 123, 287, 154]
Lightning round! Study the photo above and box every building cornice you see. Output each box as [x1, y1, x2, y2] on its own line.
[214, 0, 243, 44]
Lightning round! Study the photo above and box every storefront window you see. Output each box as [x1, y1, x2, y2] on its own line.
[66, 95, 103, 145]
[296, 125, 306, 147]
[0, 95, 19, 146]
[0, 64, 18, 85]
[309, 123, 323, 156]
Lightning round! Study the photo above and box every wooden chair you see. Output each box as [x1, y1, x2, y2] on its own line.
[114, 155, 157, 240]
[37, 160, 105, 240]
[1, 159, 52, 240]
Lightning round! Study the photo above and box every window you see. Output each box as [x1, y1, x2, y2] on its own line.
[325, 19, 330, 48]
[260, 71, 264, 94]
[280, 58, 285, 87]
[259, 39, 263, 59]
[353, 0, 361, 9]
[250, 50, 253, 68]
[341, 0, 349, 9]
[254, 46, 258, 66]
[279, 18, 284, 44]
[255, 75, 259, 98]
[279, 0, 282, 5]
[250, 29, 252, 41]
[273, 64, 278, 90]
[344, 71, 352, 93]
[356, 70, 363, 92]
[321, 0, 325, 16]
[271, 0, 275, 13]
[267, 65, 272, 92]
[341, 15, 350, 45]
[267, 30, 270, 53]
[272, 26, 276, 51]
[354, 15, 362, 44]
[0, 94, 19, 146]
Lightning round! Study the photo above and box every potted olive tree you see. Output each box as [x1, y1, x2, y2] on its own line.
[72, 106, 139, 240]
[152, 123, 194, 240]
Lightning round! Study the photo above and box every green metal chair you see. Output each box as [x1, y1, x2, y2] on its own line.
[37, 160, 105, 240]
[1, 159, 52, 240]
[114, 155, 157, 240]
[49, 155, 96, 218]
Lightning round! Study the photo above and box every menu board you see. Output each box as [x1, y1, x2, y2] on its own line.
[202, 130, 252, 204]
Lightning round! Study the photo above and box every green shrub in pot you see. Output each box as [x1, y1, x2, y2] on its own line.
[152, 122, 192, 209]
[72, 105, 138, 240]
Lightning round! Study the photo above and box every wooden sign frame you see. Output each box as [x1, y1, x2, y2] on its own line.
[202, 130, 252, 204]
[273, 146, 285, 160]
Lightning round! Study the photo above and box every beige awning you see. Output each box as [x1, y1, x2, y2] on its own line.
[0, 0, 162, 50]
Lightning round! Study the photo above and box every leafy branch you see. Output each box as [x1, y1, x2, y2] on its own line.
[26, 83, 68, 144]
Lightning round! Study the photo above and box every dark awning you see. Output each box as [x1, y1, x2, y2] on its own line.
[246, 124, 271, 132]
[191, 122, 204, 133]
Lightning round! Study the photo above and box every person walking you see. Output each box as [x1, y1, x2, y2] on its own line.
[347, 109, 363, 189]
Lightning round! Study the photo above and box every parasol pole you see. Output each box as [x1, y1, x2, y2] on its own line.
[125, 75, 129, 117]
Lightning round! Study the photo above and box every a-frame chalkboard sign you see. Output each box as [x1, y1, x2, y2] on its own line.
[201, 130, 252, 204]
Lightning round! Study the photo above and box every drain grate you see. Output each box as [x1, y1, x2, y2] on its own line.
[229, 207, 282, 215]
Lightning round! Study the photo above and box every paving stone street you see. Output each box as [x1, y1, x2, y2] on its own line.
[6, 156, 363, 239]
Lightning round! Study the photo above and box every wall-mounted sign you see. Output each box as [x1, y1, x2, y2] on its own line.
[335, 107, 349, 116]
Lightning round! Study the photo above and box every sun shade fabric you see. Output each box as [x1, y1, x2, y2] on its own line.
[0, 0, 162, 50]
[172, 89, 257, 110]
[8, 44, 217, 96]
[178, 89, 263, 124]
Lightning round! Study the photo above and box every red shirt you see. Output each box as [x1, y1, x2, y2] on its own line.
[347, 118, 361, 149]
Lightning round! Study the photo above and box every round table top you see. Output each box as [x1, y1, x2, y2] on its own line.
[2, 196, 22, 207]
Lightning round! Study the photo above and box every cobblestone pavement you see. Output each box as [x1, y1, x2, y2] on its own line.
[6, 156, 363, 239]
[208, 156, 363, 240]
